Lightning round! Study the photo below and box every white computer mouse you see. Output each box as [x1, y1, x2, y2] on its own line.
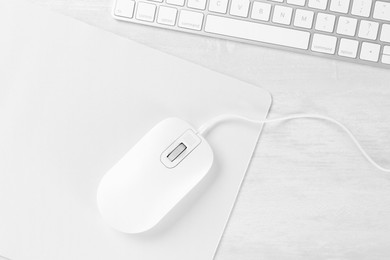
[97, 118, 214, 234]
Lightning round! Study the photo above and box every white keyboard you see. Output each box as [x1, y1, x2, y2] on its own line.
[113, 0, 390, 69]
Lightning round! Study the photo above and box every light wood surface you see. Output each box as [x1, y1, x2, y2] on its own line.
[25, 1, 390, 259]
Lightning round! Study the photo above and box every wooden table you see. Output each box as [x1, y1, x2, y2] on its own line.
[21, 1, 390, 259]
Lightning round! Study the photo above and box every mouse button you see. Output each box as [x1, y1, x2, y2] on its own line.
[151, 118, 194, 147]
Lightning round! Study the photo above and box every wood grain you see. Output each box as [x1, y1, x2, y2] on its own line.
[26, 1, 390, 259]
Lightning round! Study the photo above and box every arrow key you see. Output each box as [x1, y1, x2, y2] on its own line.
[360, 42, 380, 62]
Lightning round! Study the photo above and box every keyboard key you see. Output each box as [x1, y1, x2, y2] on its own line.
[136, 2, 156, 22]
[188, 0, 207, 10]
[272, 5, 293, 25]
[330, 0, 350, 13]
[358, 20, 379, 40]
[351, 0, 372, 17]
[315, 13, 336, 32]
[167, 0, 185, 6]
[382, 55, 390, 64]
[337, 16, 357, 36]
[178, 10, 204, 30]
[204, 15, 310, 49]
[251, 2, 272, 21]
[157, 6, 177, 25]
[373, 1, 390, 21]
[311, 33, 337, 54]
[360, 42, 380, 62]
[382, 46, 390, 64]
[230, 0, 250, 17]
[114, 0, 135, 18]
[338, 38, 359, 58]
[209, 0, 229, 13]
[294, 9, 314, 28]
[287, 0, 306, 6]
[308, 0, 328, 10]
[380, 24, 390, 43]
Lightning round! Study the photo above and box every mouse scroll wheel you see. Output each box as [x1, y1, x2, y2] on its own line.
[167, 143, 187, 162]
[161, 129, 201, 168]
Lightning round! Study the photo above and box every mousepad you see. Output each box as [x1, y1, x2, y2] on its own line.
[0, 1, 271, 259]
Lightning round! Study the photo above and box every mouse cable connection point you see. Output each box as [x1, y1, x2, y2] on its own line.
[197, 114, 390, 173]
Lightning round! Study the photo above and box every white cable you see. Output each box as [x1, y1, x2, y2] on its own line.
[197, 114, 390, 173]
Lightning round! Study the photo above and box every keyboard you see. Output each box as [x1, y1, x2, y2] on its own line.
[113, 0, 390, 69]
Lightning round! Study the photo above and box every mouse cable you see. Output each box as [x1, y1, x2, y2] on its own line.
[197, 114, 390, 173]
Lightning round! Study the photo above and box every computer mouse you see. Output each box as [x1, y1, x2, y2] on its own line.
[97, 118, 214, 234]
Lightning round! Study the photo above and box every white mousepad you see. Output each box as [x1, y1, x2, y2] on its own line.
[0, 1, 272, 259]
